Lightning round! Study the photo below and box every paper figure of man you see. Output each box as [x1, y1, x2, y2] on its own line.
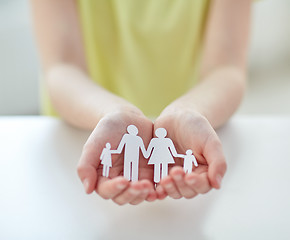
[115, 125, 147, 181]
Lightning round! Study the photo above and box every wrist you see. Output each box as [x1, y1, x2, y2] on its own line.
[157, 103, 209, 131]
[103, 104, 145, 119]
[159, 101, 207, 122]
[100, 104, 149, 128]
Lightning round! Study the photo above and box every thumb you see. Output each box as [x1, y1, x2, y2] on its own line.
[77, 139, 101, 194]
[77, 164, 97, 193]
[203, 136, 227, 189]
[208, 160, 227, 189]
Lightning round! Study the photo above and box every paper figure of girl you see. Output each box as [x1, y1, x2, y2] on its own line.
[146, 128, 180, 183]
[100, 143, 118, 177]
[179, 149, 198, 173]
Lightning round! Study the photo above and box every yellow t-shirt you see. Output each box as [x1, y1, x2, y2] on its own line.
[43, 0, 209, 117]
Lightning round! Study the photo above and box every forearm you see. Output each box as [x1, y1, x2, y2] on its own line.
[31, 1, 141, 130]
[168, 0, 251, 129]
[46, 64, 142, 130]
[160, 0, 250, 129]
[161, 65, 246, 129]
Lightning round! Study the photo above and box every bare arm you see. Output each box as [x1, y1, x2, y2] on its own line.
[31, 0, 157, 204]
[155, 0, 251, 198]
[160, 0, 251, 128]
[30, 0, 141, 130]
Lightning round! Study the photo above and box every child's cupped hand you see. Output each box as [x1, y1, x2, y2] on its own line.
[77, 109, 158, 205]
[77, 107, 227, 204]
[154, 108, 227, 199]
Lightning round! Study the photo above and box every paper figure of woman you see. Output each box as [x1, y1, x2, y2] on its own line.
[146, 128, 179, 183]
[100, 143, 118, 177]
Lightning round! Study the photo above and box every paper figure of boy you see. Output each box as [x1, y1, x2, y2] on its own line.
[115, 125, 147, 182]
[100, 143, 119, 177]
[146, 128, 179, 183]
[179, 149, 198, 173]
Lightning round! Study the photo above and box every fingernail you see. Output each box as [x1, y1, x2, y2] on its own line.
[216, 175, 223, 188]
[83, 179, 90, 192]
[143, 189, 149, 194]
[129, 188, 140, 195]
[186, 178, 196, 185]
[156, 187, 163, 194]
[117, 184, 127, 190]
[165, 183, 173, 189]
[173, 175, 182, 181]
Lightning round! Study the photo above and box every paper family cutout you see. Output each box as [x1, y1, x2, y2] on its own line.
[100, 125, 198, 183]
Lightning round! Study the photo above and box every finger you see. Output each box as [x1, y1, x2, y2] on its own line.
[185, 172, 212, 194]
[77, 164, 97, 194]
[204, 135, 227, 189]
[160, 176, 182, 199]
[170, 167, 197, 199]
[97, 176, 129, 199]
[146, 189, 158, 202]
[77, 133, 104, 193]
[113, 182, 143, 205]
[129, 188, 149, 205]
[129, 180, 152, 205]
[155, 185, 167, 200]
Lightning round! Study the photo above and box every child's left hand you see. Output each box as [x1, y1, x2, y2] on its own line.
[154, 107, 227, 199]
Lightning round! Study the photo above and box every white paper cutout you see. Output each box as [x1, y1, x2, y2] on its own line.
[100, 125, 198, 182]
[100, 143, 114, 177]
[146, 128, 179, 183]
[178, 149, 198, 174]
[114, 125, 147, 182]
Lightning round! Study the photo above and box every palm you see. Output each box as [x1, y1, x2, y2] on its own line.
[94, 113, 154, 182]
[156, 113, 212, 169]
[78, 111, 157, 205]
[172, 124, 213, 178]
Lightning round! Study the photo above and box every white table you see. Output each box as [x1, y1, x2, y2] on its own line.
[0, 116, 290, 240]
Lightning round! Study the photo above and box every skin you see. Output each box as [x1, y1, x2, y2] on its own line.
[30, 0, 251, 205]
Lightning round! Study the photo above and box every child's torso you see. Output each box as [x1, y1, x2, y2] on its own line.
[75, 0, 210, 117]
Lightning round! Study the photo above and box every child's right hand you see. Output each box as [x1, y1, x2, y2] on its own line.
[77, 109, 158, 205]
